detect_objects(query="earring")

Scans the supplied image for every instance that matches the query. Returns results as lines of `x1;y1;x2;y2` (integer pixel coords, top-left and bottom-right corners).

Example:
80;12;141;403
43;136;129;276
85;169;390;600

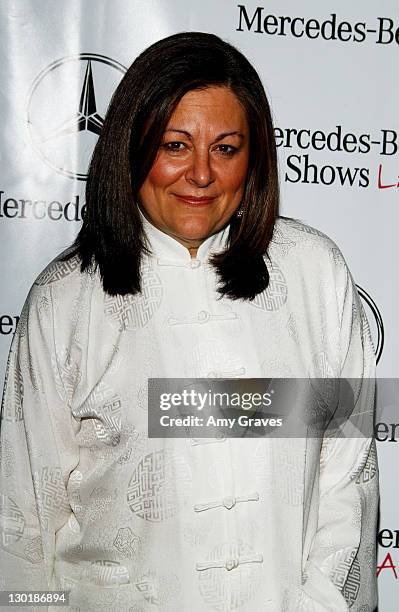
236;207;243;218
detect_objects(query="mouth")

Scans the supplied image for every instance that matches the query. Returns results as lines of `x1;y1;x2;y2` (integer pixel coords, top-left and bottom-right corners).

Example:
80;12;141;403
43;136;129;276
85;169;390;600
173;194;218;206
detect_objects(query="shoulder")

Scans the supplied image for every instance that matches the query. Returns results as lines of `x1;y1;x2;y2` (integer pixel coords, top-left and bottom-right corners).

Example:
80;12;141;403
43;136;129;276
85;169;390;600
272;216;340;252
270;216;348;271
33;247;86;289
18;248;97;333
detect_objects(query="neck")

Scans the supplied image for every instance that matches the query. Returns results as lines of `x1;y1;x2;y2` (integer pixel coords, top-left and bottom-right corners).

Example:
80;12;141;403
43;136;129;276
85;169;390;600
188;246;198;259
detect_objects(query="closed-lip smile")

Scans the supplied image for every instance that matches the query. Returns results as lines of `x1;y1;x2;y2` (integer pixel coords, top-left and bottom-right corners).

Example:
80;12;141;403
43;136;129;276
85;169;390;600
173;194;218;204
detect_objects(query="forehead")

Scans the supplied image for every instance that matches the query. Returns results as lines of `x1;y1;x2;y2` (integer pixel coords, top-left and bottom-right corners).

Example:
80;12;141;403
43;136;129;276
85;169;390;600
167;86;248;131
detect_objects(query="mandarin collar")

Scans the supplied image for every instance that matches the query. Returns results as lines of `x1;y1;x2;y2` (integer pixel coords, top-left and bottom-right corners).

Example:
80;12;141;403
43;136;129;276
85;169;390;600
138;207;230;263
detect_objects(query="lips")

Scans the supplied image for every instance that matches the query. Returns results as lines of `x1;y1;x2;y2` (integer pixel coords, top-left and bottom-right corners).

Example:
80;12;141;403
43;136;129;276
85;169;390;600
173;194;217;205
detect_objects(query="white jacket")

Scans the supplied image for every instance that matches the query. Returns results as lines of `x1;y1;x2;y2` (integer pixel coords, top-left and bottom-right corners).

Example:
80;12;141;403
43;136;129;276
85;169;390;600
0;215;379;611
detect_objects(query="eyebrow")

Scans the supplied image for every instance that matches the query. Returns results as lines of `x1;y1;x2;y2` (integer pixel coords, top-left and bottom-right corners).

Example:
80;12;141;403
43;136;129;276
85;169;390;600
164;129;245;142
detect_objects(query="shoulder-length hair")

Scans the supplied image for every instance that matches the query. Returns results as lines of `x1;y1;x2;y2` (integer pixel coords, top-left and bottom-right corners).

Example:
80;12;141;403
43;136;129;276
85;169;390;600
64;31;279;300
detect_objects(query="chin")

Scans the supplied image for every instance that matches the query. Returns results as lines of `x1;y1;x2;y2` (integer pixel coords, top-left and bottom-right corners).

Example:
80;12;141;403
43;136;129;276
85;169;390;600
174;218;214;241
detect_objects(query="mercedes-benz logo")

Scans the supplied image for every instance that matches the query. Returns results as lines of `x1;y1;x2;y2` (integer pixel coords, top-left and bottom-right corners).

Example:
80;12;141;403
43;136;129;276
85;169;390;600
27;53;126;180
357;284;384;364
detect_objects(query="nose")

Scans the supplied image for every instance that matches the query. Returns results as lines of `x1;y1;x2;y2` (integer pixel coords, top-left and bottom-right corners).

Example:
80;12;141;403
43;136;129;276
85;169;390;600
185;150;215;188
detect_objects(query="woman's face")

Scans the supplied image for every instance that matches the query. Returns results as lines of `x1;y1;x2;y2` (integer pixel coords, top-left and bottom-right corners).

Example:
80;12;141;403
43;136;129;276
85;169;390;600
138;86;250;256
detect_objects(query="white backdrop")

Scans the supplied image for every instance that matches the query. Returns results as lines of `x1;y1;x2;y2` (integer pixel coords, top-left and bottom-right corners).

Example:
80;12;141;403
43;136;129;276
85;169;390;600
1;1;398;609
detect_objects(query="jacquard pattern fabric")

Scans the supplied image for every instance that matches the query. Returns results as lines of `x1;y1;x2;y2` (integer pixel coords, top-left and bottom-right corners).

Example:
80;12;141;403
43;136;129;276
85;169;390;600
0;216;379;611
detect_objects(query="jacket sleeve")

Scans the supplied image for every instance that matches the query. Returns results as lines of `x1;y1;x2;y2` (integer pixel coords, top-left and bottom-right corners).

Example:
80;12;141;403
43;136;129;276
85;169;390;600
0;282;79;603
300;265;379;611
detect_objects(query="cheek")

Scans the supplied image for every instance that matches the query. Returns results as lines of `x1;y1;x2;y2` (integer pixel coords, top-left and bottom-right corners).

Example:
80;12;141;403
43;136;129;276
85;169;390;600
145;157;183;188
222;158;249;192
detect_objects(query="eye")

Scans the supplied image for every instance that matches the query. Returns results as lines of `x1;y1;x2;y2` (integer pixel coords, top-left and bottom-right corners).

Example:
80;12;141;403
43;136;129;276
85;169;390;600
162;141;187;154
215;144;238;156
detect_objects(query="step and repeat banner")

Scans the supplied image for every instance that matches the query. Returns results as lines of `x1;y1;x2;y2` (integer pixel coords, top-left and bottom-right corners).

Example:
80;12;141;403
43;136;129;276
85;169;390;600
0;1;398;609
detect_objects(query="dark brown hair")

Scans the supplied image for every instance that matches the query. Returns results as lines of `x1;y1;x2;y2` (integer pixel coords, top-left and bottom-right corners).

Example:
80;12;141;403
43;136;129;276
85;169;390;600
64;31;280;299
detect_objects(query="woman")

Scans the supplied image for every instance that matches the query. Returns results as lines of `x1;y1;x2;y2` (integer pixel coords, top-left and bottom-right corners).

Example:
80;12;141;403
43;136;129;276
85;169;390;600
0;32;378;611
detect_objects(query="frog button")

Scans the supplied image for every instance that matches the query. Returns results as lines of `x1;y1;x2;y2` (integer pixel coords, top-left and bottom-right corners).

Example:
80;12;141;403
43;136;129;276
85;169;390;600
225;558;238;571
223;496;236;510
197;310;210;322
